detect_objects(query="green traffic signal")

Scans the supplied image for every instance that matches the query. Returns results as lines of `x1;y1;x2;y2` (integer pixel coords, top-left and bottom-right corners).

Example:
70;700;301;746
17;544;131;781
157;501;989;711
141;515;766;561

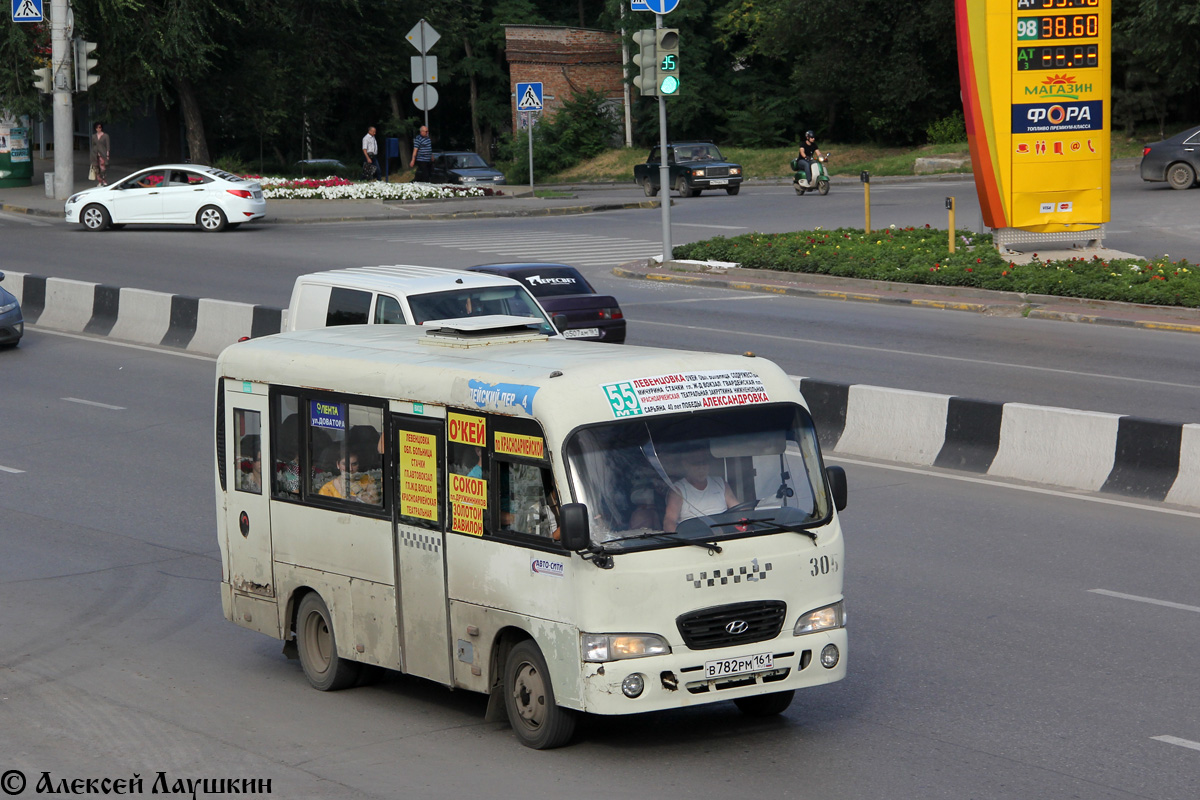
655;28;680;97
660;75;679;95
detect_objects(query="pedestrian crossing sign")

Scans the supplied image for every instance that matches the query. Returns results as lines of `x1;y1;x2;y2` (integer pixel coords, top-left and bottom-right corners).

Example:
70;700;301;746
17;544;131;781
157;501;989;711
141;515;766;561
516;82;543;111
12;0;43;22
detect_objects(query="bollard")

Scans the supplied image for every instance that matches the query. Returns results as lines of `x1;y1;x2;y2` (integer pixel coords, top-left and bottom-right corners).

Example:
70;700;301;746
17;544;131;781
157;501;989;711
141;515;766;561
861;171;871;234
45;171;55;198
946;196;956;254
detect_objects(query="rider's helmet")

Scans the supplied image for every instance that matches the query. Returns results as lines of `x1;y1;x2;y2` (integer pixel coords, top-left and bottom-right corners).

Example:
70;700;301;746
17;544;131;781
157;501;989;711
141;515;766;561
805;130;815;139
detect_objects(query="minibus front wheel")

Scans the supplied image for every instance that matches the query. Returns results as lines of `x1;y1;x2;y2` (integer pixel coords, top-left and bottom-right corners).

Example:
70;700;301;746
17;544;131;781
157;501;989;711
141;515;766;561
503;640;577;749
296;592;361;691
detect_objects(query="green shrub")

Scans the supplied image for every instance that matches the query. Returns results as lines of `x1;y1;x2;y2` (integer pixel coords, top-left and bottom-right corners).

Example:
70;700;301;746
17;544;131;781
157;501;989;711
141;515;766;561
497;89;618;181
673;226;1200;308
926;112;967;145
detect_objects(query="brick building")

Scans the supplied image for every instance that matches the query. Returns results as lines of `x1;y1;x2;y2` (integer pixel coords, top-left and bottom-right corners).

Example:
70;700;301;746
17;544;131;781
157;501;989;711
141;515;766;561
503;25;626;136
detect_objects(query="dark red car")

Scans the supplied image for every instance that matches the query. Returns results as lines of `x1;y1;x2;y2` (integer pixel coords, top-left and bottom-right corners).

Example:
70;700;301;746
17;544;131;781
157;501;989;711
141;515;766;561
466;263;626;343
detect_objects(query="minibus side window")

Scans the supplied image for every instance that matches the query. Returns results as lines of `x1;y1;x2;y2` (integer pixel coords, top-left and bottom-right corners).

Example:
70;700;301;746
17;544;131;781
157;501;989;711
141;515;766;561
489;420;560;545
447;411;489;538
307;398;384;507
375;295;406;325
271;393;301;499
233;409;262;495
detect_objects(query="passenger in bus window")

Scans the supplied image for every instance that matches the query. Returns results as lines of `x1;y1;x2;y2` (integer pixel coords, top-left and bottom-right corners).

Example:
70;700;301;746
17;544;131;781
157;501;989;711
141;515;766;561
501;464;560;540
318;447;380;504
273;422;300;497
663;446;739;532
238;434;262;493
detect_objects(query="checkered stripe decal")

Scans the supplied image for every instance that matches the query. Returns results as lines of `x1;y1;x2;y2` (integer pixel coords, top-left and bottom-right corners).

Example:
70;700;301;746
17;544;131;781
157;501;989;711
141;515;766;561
686;560;772;588
400;529;441;553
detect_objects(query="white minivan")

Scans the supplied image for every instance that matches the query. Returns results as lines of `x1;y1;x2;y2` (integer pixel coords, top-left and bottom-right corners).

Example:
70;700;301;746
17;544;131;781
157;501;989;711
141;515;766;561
285;265;560;336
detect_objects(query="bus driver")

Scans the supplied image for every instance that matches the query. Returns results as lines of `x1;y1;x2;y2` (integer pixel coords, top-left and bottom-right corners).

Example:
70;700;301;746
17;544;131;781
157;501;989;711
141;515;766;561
662;446;739;532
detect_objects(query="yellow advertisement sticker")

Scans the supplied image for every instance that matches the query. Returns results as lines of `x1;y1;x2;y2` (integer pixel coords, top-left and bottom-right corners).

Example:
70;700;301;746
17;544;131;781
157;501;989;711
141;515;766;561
452;502;484;537
494;432;545;459
448;412;486;446
449;473;487;508
399;430;438;522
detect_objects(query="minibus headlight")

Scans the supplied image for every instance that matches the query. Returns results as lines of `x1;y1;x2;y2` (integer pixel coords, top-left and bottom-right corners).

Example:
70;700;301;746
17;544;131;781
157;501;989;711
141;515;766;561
582;633;671;662
793;601;845;635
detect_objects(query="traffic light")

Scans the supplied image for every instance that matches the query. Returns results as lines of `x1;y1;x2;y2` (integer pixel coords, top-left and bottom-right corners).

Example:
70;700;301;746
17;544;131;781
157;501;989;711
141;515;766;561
31;67;52;94
655;29;680;96
74;38;99;91
631;29;658;97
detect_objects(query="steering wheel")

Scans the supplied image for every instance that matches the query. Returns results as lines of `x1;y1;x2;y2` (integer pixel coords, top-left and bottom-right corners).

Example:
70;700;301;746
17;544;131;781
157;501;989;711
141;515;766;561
726;498;760;514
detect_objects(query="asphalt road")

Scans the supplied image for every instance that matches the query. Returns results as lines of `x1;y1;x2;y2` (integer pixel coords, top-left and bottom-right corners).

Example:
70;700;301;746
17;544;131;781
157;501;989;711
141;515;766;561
2;331;1198;799
5;173;1200;421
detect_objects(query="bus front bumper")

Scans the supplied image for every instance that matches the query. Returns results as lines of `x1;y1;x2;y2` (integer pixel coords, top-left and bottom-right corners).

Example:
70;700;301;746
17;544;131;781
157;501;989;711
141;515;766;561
578;628;847;715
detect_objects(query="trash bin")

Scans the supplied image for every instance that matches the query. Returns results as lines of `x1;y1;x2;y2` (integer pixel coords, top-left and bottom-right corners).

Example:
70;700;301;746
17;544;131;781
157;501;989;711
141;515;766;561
384;137;400;181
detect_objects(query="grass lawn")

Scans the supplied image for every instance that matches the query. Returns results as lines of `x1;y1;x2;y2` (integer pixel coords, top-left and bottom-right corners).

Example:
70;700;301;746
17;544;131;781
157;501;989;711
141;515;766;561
523;123;1195;184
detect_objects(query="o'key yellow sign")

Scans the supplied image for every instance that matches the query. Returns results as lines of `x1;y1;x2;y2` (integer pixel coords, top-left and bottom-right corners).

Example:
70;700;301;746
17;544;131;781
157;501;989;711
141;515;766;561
956;0;1110;233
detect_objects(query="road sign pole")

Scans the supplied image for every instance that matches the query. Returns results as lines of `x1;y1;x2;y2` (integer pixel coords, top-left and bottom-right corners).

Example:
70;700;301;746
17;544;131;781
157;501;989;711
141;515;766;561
527;112;534;193
656;13;671;263
419;24;428;130
51;0;72;199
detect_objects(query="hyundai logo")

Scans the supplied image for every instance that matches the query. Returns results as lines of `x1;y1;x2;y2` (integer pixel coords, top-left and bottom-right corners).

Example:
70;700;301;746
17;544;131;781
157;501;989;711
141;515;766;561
725;620;750;635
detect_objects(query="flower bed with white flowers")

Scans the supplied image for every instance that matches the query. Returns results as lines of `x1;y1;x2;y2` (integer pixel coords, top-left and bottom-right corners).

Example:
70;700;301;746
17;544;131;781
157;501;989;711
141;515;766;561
247;176;500;201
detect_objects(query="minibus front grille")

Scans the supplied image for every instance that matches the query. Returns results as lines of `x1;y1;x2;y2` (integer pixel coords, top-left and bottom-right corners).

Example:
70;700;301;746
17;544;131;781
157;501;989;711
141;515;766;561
676;600;786;650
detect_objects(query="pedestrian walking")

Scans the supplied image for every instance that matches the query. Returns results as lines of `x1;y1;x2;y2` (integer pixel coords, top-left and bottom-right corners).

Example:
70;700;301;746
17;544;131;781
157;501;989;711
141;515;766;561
90;122;111;186
362;126;379;180
410;125;432;182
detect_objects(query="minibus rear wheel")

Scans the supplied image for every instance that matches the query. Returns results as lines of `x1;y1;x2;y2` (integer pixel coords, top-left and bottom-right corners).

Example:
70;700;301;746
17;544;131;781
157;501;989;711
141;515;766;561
734;689;795;717
296;593;361;691
503;640;577;749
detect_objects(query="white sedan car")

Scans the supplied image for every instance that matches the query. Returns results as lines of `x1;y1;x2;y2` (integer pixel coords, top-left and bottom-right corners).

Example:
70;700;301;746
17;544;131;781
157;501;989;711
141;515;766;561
65;165;266;232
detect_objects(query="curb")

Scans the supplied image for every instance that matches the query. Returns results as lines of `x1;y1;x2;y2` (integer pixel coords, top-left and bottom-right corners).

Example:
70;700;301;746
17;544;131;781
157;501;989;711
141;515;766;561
1;203;60;220
613;266;1014;316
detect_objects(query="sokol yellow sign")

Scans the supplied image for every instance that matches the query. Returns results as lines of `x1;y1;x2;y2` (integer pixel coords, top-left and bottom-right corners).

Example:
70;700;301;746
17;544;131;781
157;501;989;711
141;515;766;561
956;0;1110;232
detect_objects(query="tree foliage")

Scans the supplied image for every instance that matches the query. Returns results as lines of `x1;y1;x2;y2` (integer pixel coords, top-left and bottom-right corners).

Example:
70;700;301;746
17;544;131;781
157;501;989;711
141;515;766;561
2;0;1195;164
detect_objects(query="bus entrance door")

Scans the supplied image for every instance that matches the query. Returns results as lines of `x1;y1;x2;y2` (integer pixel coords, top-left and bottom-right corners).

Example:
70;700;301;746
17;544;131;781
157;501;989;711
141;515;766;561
392;413;453;684
223;385;278;637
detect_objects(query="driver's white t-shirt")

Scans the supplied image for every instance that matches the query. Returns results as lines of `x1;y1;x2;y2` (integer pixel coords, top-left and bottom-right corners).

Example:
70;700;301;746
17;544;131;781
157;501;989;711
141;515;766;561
672;476;728;520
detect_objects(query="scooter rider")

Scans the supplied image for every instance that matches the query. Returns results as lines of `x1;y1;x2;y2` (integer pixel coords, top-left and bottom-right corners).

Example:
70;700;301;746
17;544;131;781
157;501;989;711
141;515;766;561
796;131;823;186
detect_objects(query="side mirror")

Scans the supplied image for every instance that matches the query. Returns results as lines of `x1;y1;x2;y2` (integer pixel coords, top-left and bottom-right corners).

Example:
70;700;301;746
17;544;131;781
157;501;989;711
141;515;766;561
559;503;591;552
552;313;569;333
826;465;848;511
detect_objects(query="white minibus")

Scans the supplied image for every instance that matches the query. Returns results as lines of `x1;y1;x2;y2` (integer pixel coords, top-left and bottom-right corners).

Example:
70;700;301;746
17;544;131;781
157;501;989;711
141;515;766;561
215;319;848;748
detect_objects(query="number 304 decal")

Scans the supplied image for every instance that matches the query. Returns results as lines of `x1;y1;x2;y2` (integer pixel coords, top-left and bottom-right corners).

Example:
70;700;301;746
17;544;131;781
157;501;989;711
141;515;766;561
810;555;839;576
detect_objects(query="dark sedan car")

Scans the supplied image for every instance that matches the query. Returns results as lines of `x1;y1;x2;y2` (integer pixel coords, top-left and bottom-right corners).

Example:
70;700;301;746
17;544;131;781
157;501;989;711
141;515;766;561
430;151;507;186
466;263;625;343
0;271;24;347
1140;124;1200;190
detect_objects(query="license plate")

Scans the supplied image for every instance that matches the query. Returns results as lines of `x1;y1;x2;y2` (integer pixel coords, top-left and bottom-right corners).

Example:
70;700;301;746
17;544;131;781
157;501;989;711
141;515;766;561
704;652;773;679
562;327;599;339
708;179;729;186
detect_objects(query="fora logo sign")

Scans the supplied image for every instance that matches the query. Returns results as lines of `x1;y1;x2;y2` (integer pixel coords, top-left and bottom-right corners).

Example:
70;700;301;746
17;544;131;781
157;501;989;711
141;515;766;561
1012;101;1102;133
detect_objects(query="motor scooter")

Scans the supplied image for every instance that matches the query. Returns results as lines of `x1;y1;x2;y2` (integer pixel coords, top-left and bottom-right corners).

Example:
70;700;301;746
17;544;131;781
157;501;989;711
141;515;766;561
791;153;831;195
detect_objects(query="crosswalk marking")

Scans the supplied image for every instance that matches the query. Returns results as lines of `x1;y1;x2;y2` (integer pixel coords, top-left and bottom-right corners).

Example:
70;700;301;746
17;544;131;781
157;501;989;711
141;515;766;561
345;229;661;267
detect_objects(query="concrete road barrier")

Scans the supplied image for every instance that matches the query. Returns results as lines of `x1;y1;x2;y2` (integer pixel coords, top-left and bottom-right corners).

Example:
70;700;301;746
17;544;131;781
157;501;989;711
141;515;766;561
7;270;1197;510
796;377;1199;509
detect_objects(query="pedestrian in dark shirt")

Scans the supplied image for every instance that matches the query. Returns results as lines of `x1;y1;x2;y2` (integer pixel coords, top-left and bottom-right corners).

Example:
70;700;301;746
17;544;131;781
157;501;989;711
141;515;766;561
410;125;432;182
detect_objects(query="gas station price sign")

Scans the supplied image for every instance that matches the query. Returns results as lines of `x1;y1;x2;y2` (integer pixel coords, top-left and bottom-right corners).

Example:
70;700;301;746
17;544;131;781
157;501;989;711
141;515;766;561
955;0;1110;232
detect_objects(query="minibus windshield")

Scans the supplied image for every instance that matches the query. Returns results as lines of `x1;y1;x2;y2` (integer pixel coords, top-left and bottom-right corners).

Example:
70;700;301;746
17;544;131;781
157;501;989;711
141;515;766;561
564;404;830;548
408;286;555;335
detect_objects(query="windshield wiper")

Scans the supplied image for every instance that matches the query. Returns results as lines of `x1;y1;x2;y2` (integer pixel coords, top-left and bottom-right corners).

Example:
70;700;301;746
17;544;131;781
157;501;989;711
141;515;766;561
709;516;818;544
617;530;723;554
